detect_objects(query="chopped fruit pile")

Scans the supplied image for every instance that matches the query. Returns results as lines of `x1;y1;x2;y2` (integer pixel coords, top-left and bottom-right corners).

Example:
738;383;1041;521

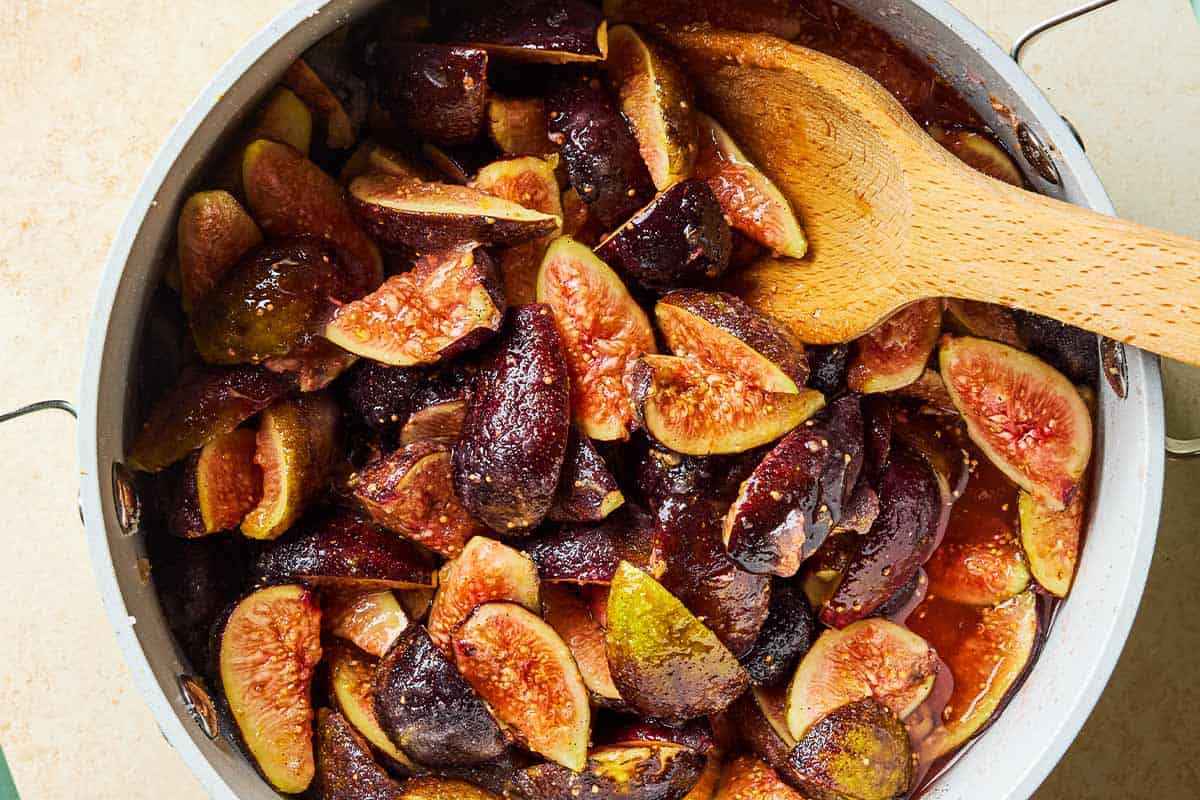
132;2;1101;798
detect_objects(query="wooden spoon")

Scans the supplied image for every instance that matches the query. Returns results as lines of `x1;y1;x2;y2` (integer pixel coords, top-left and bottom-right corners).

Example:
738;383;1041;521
663;28;1200;362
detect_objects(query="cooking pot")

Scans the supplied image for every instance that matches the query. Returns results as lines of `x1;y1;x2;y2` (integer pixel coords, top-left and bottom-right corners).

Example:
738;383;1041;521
70;1;1167;798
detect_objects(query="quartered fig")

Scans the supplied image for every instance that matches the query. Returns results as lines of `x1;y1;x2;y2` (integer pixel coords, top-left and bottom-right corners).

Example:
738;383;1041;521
693;112;807;258
326;645;420;773
542;583;621;703
284;58;358;150
728;686;807;790
352;440;488;558
127;365;295;473
454;602;591;770
488;96;554;156
240;393;339;540
940;335;1092;509
596;179;733;293
427;536;541;651
606;561;749;719
537;236;656;440
325;245;504;367
322;588;410;658
511;743;706;800
847;300;942;394
401;399;469;445
723;395;864;577
657;290;808;393
314;707;406;800
738;579;817;688
943;299;1023;348
604;24;698;190
1019;487;1084;598
1012;312;1099;386
632;355;825;456
176;190;263;311
522;504;656;584
263;338;357;393
787;698;913;800
894;369;957;413
216;584;322;794
398;777;502;799
602;0;805;39
169;427;261;538
716;753;808;800
929;125;1024;187
442;0;608;64
375;625;507;767
209;87;314;196
452;305;571;532
806;344;851;398
550;432;625;522
374;43;488;146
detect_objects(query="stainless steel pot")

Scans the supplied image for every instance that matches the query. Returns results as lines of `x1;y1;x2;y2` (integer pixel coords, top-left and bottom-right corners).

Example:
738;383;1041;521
70;1;1168;797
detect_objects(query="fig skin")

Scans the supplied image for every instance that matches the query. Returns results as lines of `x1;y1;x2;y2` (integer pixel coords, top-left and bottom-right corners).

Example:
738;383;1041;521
738;579;817;688
401;399;469;446
343;361;430;431
510;743;706;800
326;645;422;774
488;96;554;156
398;776;503;799
452;305;572;532
1012;311;1099;386
127;365;295;473
322;588;409;658
176;190;263;311
339;140;433;185
541;583;621;703
522;503;657;584
374;625;507;767
596;179;734;293
602;0;805;39
806;344;851;398
636;446;765;512
1019;486;1084;598
944;299;1024;348
169;427;262;538
440;0;609;64
313;707;406;800
787;698;914;800
283;58;358;150
549;431;626;522
716;753;808;800
847;299;943;394
208;87;314;197
374;43;488;147
727;687;810;792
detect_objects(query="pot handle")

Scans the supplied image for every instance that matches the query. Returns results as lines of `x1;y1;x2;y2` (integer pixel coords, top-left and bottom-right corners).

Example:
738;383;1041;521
0;400;77;423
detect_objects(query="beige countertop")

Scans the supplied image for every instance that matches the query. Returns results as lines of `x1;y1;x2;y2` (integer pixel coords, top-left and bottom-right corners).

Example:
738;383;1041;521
1;1;1197;797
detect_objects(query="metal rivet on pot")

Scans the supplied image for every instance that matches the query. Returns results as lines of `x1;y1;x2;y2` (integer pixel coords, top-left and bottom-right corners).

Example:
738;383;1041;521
111;462;141;536
178;674;220;740
1017;122;1061;185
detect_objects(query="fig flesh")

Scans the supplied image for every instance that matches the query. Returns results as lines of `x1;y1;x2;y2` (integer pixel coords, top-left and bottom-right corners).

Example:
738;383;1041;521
738;579;817;688
596;179;733;293
1019;487;1085;598
522;504;657;584
940;335;1092;509
716;753;808;800
454;602;591;770
401;399;469;446
322;588;409;658
263;338;357;392
541;583;621;702
549;432;625;522
176;190;263;311
787;698;913;800
488;96;554;156
536;235;656;441
452;305;571;532
326;645;420;773
511;743;706;800
398;777;502;799
374;43;488;147
442;0;608;64
847;299;943;394
314;707;406;800
169;427;262;538
427;536;541;652
602;0;805;39
216;584;322;794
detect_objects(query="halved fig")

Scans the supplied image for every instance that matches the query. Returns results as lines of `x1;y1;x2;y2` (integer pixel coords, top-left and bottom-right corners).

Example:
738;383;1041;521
314;707;406;800
550;432;625;522
941;335;1093;509
240;393;339;540
657;290;808;392
127;366;295;473
263;338;358;392
739;579;817;688
546;70;655;228
596;179;733;293
374;43;488;146
606;560;749;719
454;602;590;770
488;96;554;156
283;58;357;150
427;535;541;651
322;588;409;657
324;245;504;366
785;618;938;741
716;753;807;800
604;24;697;190
398;777;502;799
602;0;805;39
351;440;488;558
242;139;383;296
944;299;1024;348
216;584;322;794
375;625;507;766
787;698;913;800
339;140;432;185
522;504;657;584
806;344;851;398
401;399;469;445
847;299;943;394
692;111;807;259
348;173;559;252
1020;487;1084;598
511;743;706;799
723;395;864;577
442;0;608;64
176;190;263;311
536;236;656;440
169;427;261;538
929;125;1024;187
908;591;1040;758
327;645;421;773
542;583;621;702
452;305;571;532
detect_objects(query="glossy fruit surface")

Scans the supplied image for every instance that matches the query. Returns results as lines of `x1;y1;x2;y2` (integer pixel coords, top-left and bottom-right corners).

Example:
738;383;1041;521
541;583;621;702
1019;486;1084;597
715;753;807;800
488;96;554;156
847;300;942;394
326;645;418;772
177;190;263;311
374;43;488;146
441;0;608;63
427;536;541;651
511;743;706;800
313;707;406;800
169;427;261;537
549;432;625;521
738;579;816;688
322;588;409;658
787;698;913;800
522;504;657;584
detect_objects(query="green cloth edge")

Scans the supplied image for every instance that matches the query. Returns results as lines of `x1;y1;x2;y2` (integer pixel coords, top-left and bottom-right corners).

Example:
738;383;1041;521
0;746;19;800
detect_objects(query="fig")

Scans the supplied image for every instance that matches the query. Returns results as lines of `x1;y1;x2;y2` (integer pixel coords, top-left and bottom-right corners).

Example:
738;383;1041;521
263;338;358;392
374;43;488;147
242;139;383;297
847;300;942;394
1012;311;1099;385
343;361;429;431
401;399;469;445
398;777;502;799
257;510;436;589
550;432;625;522
894;369;957;413
374;625;507;766
283;58;357;150
215;584;322;794
890;409;970;507
522;504;657;584
511;746;705;799
442;0;608;64
806;344;851;398
693;112;807;258
602;0;805;39
421;141;500;186
604;24;698;190
785;618;938;742
727;687;808;789
176;190;263;311
488;96;554;156
632;355;825;456
738;579;817;688
542;583;621;702
929;125;1024;187
561;186;605;246
940;335;1093;509
546;70;655;228
716;753;807;800
313;707;406;800
834;478;881;536
943;299;1024;348
127;365;295;473
322;588;409;658
209;87;314;196
324;245;504;367
595;179;733;293
351;441;488;558
787;698;913;800
240;393;340;540
169;427;261;538
452;305;571;532
685;752;724;800
1019;487;1084;598
427;535;541;651
656;290;808;393
860;395;894;481
908;591;1039;758
454;602;591;770
326;645;420;773
339;140;433;185
605;561;749;719
536;236;656;440
722;395;864;577
636;446;764;511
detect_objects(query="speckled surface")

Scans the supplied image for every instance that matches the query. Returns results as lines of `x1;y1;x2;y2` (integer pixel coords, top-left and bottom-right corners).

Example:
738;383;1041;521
0;1;1196;798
